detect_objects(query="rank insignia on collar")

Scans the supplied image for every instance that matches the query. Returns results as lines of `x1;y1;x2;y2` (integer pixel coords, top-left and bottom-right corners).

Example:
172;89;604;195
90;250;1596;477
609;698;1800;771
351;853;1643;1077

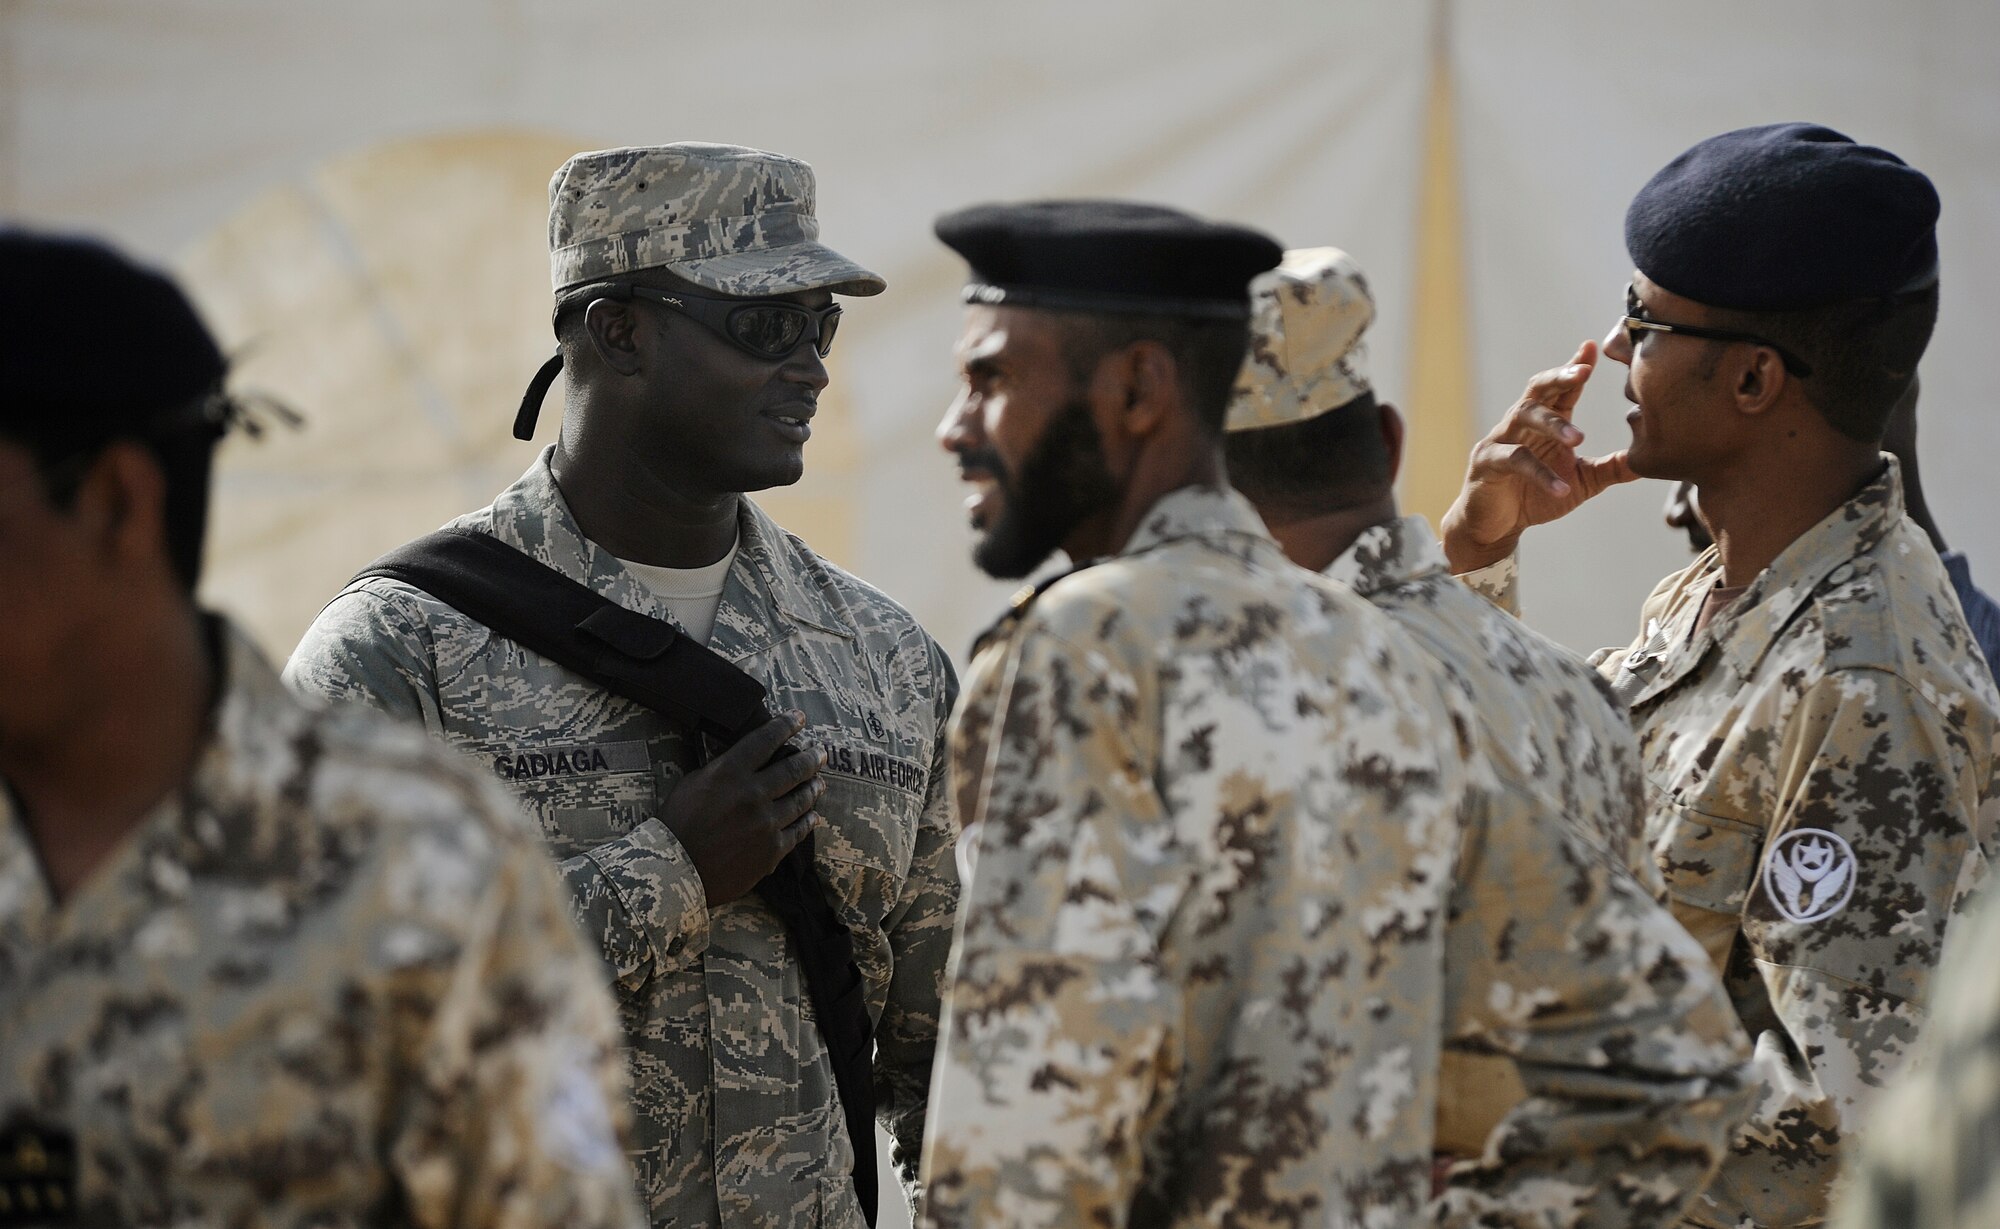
0;1118;78;1226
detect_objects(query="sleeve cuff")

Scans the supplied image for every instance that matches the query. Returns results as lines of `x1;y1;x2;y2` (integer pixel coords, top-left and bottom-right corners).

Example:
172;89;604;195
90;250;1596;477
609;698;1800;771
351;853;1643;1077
1454;552;1521;616
582;817;711;972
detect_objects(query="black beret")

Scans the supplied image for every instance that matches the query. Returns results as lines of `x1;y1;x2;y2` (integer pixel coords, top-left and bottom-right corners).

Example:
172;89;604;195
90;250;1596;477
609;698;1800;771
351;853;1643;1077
0;228;226;450
1626;123;1940;311
935;200;1283;319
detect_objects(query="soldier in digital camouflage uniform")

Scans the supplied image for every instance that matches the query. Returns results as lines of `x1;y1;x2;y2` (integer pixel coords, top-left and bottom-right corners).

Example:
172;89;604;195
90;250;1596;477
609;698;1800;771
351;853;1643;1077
1832;877;2000;1229
924;200;1480;1228
1440;124;2000;1228
285;144;957;1229
1224;247;1754;1226
0;229;644;1228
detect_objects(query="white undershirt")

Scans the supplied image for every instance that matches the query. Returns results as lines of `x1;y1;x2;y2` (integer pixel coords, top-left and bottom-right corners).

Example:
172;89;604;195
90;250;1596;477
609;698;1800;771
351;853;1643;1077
616;538;739;646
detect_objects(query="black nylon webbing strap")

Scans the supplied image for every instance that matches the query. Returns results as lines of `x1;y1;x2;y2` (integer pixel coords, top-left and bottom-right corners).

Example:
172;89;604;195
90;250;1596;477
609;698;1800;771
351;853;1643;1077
353;527;878;1223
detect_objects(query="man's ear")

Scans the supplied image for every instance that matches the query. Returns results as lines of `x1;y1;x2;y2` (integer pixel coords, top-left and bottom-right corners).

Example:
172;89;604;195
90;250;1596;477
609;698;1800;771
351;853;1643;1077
74;442;169;575
583;297;645;377
1379;402;1406;485
1734;347;1788;417
1100;339;1178;438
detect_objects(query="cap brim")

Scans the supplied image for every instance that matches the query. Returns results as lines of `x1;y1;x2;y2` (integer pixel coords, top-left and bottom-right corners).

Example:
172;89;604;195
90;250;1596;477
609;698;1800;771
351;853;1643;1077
668;240;886;297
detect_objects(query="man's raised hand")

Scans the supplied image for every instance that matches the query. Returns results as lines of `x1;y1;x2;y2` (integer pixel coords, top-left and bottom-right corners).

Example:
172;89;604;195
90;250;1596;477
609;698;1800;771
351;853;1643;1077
1441;340;1638;573
661;710;826;907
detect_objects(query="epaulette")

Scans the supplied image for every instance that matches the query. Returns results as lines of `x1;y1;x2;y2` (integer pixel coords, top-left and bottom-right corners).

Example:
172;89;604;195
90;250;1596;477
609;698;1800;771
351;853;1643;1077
967;559;1097;658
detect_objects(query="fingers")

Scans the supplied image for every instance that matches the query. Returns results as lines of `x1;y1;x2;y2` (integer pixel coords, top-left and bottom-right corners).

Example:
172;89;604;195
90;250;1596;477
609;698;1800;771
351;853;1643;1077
1578;449;1639;493
771;774;827;823
1515;402;1584;448
757;742;826;796
1502;443;1570;497
720;710;807;770
776;805;823;857
1515;340;1599;421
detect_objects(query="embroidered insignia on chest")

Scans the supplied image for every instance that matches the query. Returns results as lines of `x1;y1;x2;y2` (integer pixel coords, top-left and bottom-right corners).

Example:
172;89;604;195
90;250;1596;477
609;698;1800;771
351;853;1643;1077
1764;828;1858;924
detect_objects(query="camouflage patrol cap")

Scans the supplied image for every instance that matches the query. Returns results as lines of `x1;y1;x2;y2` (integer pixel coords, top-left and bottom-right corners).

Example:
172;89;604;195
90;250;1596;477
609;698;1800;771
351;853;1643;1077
1226;247;1374;433
546;143;885;297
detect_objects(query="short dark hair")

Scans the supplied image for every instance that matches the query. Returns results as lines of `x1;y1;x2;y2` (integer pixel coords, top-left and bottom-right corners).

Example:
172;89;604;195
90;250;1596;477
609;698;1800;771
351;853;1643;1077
3;412;218;593
1706;283;1939;442
1224;392;1391;515
1057;313;1252;435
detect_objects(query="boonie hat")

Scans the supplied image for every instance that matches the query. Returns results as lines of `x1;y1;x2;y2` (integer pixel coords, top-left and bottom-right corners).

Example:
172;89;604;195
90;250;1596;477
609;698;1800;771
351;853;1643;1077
1226;247;1374;432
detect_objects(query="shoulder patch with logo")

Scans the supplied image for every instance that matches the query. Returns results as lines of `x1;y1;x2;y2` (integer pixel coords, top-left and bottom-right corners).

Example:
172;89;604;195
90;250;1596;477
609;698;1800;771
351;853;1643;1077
1764;828;1858;924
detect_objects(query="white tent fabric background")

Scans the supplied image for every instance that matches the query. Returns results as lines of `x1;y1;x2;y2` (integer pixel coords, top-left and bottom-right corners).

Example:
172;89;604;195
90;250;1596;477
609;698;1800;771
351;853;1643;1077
9;1;1994;660
1454;0;2000;650
6;4;2000;1220
1;1;1434;666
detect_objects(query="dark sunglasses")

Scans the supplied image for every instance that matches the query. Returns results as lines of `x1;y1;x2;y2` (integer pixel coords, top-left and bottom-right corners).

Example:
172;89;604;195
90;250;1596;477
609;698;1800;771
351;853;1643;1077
618;284;842;361
1622;286;1813;378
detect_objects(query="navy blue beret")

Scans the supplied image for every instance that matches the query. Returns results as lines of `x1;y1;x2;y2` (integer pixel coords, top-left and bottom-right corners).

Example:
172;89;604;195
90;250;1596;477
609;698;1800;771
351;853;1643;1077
0;228;225;450
1626;123;1940;311
935;200;1283;319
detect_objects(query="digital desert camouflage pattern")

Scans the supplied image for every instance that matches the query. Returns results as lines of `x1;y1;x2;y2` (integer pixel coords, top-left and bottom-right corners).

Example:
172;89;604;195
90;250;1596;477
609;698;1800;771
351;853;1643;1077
546;143;887;297
0;619;644;1229
1833;876;2000;1229
1462;458;2000;1229
1331;514;1752;1224
923;485;1476;1229
285;449;958;1229
1225;246;1375;432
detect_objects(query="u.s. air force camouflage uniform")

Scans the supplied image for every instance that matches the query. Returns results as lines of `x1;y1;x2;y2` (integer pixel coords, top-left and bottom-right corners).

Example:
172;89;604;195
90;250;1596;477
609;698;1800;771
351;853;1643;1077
1333;515;1753;1226
1463;459;2000;1228
285;450;957;1228
0;620;643;1229
1833;875;2000;1229
924;485;1475;1228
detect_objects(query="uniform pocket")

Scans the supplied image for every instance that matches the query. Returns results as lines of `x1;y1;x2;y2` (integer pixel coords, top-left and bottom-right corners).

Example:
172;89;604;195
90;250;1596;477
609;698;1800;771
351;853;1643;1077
816;773;920;880
1651;799;1764;973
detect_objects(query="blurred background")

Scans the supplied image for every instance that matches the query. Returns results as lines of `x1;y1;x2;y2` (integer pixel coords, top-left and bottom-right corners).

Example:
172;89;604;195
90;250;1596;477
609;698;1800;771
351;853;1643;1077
7;2;1996;1221
7;0;1997;666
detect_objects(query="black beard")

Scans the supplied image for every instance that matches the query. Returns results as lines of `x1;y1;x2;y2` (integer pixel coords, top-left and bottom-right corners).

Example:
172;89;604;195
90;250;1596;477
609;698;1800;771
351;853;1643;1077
971;398;1119;580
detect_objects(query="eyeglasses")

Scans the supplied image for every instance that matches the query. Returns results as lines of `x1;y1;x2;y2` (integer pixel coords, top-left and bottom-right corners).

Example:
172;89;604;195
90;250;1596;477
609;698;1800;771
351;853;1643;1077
617;284;842;361
1621;286;1813;378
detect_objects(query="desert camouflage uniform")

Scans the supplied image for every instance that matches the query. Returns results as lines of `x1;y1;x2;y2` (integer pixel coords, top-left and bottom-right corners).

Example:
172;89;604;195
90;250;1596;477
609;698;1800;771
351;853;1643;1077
924;485;1477;1228
1462;459;2000;1228
1335;514;1752;1226
1833;875;2000;1229
285;449;957;1229
0;619;643;1229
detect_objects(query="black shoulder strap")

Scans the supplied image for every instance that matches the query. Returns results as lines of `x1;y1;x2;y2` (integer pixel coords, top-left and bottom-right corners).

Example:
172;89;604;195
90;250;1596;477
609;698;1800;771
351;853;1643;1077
360;528;770;742
353;528;878;1224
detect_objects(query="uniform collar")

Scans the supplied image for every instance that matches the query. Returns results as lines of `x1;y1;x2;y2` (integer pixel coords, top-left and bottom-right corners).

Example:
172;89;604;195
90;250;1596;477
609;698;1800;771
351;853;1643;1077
1625;456;1904;706
1711;455;1903;683
485;448;857;664
1116;483;1283;563
1323;514;1448;597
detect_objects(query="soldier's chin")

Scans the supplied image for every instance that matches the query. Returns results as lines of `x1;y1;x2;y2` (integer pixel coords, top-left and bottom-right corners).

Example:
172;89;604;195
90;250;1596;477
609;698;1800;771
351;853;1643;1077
972;509;1064;580
1622;440;1676;482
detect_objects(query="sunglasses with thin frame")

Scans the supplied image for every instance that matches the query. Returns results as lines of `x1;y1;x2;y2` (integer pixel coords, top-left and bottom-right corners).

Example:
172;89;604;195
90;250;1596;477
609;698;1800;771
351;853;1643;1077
591;283;842;361
1621;285;1813;378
